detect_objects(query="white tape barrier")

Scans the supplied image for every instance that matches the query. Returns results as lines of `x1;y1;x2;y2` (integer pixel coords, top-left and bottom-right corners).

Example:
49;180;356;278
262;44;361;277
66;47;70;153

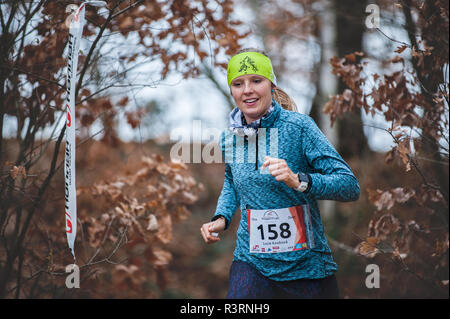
64;1;106;261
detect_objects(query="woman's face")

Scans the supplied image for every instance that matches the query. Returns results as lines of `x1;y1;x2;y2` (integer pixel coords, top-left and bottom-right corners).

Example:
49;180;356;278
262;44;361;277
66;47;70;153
230;74;273;124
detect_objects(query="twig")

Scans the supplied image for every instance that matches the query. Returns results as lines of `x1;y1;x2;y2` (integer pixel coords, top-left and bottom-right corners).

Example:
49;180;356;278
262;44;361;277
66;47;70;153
375;27;411;48
327;236;357;255
110;0;144;20
74;0;123;99
0;66;65;89
86;217;116;264
5;224;129;295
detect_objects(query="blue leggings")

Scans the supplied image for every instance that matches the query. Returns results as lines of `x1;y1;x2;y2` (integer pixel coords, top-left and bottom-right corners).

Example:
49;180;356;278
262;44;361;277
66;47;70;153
226;260;339;299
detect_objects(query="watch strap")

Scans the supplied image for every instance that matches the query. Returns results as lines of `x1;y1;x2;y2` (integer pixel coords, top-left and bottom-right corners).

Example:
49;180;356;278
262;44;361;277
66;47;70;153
296;172;312;193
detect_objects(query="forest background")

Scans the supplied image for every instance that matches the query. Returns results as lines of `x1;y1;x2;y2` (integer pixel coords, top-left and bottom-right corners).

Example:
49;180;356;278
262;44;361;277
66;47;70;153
0;0;448;298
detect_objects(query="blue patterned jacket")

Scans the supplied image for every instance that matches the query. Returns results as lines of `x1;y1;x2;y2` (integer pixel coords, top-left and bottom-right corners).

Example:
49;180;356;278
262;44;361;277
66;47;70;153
212;100;360;281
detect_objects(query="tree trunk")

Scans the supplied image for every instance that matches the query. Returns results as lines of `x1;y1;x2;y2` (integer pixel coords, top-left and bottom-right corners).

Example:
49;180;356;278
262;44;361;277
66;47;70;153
333;0;372;159
311;0;340;219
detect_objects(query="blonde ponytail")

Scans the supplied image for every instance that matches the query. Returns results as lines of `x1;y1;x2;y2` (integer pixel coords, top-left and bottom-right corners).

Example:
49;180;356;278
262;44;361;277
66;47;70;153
272;86;297;112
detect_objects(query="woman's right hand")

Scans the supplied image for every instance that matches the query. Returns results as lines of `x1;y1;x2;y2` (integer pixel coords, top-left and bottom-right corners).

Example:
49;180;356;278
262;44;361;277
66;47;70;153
200;216;226;244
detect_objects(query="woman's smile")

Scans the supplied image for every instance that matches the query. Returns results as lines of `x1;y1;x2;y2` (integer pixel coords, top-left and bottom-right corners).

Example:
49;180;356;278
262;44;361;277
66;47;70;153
243;97;259;107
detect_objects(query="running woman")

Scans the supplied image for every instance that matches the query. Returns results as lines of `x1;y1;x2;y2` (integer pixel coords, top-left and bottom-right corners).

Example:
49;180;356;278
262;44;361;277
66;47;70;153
200;48;360;299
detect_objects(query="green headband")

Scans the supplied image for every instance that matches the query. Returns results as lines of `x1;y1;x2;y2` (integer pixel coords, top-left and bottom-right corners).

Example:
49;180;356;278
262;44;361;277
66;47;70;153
227;51;277;87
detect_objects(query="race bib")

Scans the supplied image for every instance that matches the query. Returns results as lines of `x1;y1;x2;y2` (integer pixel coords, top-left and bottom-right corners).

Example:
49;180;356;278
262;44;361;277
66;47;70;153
247;205;314;254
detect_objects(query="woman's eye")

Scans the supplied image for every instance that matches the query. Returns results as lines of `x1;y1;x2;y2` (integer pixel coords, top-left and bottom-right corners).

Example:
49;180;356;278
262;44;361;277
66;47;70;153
232;82;241;87
253;79;261;83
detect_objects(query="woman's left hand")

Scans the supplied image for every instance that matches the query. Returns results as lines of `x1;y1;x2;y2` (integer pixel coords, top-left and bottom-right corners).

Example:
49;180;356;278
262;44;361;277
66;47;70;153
261;156;300;189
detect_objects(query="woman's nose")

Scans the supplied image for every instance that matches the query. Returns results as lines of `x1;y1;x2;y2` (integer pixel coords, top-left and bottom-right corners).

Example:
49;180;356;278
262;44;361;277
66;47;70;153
243;82;253;94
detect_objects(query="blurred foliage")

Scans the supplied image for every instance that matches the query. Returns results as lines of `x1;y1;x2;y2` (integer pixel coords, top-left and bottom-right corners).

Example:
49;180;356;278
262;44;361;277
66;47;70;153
0;0;247;298
0;0;448;299
324;0;449;298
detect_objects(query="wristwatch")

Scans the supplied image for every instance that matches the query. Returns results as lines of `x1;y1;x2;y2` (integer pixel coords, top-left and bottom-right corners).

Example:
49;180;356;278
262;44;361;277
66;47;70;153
295;172;311;193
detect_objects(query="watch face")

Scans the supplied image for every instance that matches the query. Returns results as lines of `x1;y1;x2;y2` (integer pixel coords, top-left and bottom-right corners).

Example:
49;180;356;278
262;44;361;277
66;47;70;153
299;182;308;191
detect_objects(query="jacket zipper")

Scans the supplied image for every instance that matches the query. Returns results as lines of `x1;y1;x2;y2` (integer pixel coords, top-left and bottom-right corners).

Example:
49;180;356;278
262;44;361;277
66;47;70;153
255;120;261;170
255;132;258;170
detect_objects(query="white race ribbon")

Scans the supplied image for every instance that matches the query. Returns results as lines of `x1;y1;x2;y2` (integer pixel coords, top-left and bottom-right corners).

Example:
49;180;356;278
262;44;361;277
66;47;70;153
64;1;106;261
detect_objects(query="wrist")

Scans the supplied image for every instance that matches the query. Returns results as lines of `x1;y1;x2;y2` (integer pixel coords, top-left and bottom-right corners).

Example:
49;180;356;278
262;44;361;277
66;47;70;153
293;174;301;189
211;214;228;229
295;172;311;193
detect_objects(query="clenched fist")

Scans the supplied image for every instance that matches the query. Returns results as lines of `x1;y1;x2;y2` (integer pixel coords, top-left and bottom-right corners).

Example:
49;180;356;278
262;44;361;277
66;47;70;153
200;216;226;244
261;156;300;189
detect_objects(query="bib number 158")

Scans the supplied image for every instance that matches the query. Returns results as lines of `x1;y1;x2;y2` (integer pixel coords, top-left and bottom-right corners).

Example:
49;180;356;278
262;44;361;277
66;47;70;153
256;223;291;240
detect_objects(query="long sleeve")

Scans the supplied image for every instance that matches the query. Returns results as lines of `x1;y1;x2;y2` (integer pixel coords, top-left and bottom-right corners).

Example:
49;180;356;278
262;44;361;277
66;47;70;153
212;163;240;229
212;131;239;229
301;116;360;202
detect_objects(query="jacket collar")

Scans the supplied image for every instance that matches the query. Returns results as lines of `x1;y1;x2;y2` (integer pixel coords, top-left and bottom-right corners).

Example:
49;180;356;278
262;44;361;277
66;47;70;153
228;99;281;137
260;99;281;128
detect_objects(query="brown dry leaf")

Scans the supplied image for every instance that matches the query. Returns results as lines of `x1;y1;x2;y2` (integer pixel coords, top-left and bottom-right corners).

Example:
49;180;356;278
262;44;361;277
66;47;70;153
368;188;415;212
112;264;142;288
87;218;107;248
174;205;191;221
387;55;404;64
385;147;396;164
114;264;138;274
357;237;381;258
129;197;145;216
10;166;20;180
395;44;408;54
156;214;172;244
168;159;187;170
125;111;142;129
376;190;394;211
145;199;159;211
374;214;402;239
342;89;353;102
432;238;449;257
119;16;133;30
181;190;198;204
391;187;415;203
397;139;411;166
147;214;158;231
428;189;446;204
117;96;129;107
147;185;157;194
110;181;125;189
405;162;411;172
411;45;421;58
135;167;150;180
366;237;381;246
392;247;407;260
344;51;364;62
367;188;382;202
10;165;26;180
100;213;110;223
152;248;172;266
156;163;170;175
